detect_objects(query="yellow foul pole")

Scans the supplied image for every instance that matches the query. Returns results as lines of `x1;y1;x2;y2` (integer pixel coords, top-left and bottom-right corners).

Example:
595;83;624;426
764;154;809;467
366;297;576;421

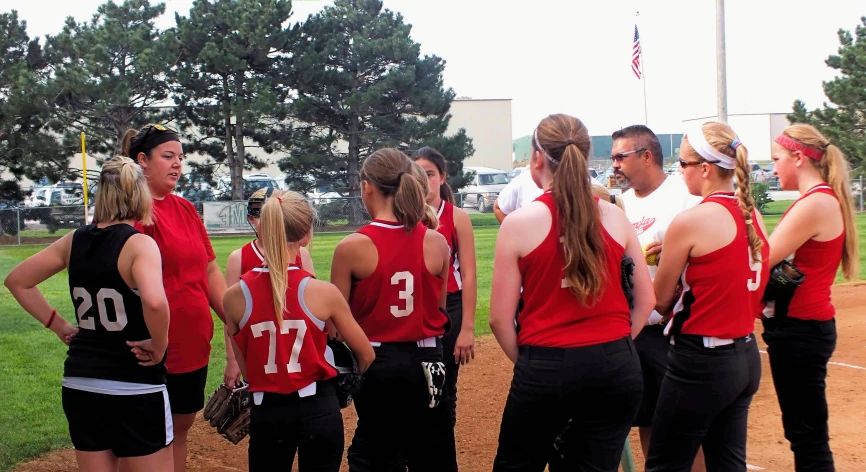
81;133;89;223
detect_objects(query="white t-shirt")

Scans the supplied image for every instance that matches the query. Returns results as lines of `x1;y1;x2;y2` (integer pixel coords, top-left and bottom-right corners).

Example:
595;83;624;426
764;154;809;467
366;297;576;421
496;168;544;215
619;175;701;323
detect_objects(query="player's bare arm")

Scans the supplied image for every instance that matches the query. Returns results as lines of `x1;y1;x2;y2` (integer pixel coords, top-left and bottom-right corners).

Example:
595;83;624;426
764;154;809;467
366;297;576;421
653;212;696;314
126;234;170;366
4;232;78;344
453;207;477;364
767;194;835;267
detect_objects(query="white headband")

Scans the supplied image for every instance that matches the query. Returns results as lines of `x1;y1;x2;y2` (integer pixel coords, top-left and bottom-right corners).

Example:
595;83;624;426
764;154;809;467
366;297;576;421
533;128;558;165
687;123;736;170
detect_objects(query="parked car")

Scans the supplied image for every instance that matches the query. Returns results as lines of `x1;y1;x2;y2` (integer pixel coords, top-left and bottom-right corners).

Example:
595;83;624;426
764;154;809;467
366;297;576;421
508;167;527;181
461;166;509;213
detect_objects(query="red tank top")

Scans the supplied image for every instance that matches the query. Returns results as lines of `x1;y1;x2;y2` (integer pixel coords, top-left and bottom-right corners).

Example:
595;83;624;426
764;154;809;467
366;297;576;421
436;200;462;293
241;240;303;275
517;191;632;348
233;267;336;395
777;185;843;321
349;220;448;343
671;193;770;338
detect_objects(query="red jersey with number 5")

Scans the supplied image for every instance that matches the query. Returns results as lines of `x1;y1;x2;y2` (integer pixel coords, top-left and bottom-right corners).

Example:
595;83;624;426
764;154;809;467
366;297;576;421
241;240;303;275
233;266;336;394
436;200;462;293
349;220;448;343
669;193;770;338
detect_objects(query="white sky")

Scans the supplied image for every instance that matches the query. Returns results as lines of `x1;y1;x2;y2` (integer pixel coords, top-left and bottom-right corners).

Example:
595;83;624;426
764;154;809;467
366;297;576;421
4;0;863;138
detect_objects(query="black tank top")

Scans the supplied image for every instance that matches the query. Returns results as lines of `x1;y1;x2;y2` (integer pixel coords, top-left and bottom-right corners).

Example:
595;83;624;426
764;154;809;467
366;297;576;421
64;224;166;384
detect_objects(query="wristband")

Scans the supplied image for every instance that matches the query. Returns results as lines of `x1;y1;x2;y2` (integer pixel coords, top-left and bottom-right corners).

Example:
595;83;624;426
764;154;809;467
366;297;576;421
45;309;58;329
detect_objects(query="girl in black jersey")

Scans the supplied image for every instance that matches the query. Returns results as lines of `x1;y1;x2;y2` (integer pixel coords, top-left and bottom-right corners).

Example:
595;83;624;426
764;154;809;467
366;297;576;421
5;156;173;472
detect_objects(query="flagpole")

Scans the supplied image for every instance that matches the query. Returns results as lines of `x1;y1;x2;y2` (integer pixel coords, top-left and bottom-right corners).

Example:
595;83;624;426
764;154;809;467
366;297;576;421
715;0;728;123
637;11;648;126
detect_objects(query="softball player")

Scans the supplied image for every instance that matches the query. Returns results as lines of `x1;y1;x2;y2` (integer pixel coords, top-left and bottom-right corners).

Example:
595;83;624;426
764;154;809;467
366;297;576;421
222;190;374;472
5;157;172;471
762;124;859;471
222;187;315;386
413;146;477;427
489;113;654;472
330;148;457;472
647;121;769;472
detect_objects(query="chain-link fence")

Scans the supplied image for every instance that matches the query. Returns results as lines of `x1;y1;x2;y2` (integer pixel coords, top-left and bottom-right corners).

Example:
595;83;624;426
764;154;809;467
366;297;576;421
1;182;864;246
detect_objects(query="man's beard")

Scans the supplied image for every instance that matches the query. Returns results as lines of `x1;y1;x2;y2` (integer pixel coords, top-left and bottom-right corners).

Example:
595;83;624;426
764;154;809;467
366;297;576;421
614;170;632;189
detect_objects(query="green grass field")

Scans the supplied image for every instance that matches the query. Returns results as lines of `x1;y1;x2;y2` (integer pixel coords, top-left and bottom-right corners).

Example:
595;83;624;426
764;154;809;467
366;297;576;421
0;211;864;470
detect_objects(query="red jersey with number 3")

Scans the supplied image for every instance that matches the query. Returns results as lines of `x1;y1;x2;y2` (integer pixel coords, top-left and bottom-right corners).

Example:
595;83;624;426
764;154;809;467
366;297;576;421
349;220;448;343
436;200;462;293
517;191;632;348
233;267;336;394
670;193;770;338
241;240;303;275
776;185;843;321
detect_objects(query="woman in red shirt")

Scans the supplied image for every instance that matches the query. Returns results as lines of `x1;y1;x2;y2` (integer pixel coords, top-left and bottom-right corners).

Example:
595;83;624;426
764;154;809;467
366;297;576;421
122;124;228;472
489;114;654;471
648;121;770;471
330;148;457;472
762;124;859;471
223;190;373;471
412;146;477;427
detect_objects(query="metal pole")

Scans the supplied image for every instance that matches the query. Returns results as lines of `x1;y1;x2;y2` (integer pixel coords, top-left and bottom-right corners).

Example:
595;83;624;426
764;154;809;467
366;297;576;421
17;208;21;246
716;0;728;123
859;175;863;212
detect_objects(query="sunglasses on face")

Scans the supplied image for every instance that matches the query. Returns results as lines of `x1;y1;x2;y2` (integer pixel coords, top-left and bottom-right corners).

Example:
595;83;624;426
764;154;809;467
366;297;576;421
678;158;703;168
610;148;646;162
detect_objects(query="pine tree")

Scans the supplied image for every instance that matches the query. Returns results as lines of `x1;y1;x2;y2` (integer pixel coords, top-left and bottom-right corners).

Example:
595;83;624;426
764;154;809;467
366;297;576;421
280;0;474;218
790;16;866;173
172;0;294;200
45;0;175;160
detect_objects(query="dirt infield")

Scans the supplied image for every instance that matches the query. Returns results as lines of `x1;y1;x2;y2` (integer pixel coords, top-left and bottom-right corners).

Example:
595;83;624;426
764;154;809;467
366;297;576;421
15;283;866;472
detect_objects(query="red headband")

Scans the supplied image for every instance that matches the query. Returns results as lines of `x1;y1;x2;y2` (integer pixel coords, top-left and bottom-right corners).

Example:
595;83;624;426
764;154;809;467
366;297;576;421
775;135;824;161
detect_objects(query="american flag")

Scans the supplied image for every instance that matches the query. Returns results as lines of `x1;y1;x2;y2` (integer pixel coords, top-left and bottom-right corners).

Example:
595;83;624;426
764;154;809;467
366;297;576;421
632;25;642;79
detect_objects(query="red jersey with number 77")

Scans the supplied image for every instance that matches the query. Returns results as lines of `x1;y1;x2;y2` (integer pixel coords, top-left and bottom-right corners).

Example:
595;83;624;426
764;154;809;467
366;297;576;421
233;266;336;394
668;193;770;339
349;220;448;343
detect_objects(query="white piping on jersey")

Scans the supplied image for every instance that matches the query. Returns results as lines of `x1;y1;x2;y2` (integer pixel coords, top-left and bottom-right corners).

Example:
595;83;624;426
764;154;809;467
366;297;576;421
251;240;264;262
804;185;832;196
707;194;738;200
298;276;326;331
62;377;166;396
370;221;404;229
238;280;254;330
251;266;300;273
453;256;463;290
666;262;691;336
131;288;140;297
436;200;445;218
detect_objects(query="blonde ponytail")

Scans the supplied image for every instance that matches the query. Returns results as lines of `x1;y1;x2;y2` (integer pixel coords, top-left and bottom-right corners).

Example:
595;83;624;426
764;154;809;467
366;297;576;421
260;196;290;324
94;156;153;225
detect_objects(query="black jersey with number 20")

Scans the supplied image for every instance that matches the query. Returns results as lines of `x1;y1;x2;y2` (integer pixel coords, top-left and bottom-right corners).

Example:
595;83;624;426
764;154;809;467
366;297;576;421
64;224;166;385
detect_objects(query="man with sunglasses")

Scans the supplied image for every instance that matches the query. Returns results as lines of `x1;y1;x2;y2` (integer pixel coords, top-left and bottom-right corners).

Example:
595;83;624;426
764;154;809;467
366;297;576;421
612;125;704;472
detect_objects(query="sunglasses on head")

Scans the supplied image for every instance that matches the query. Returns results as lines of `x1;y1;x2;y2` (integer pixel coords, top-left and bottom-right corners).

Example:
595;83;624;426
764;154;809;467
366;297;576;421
138;123;178;142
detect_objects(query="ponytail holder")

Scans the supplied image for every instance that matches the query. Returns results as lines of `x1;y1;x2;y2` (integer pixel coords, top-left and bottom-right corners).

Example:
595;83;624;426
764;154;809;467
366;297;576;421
397;172;406;180
45;309;57;329
745;218;753;225
276;197;283;204
564;140;575;147
731;139;742;150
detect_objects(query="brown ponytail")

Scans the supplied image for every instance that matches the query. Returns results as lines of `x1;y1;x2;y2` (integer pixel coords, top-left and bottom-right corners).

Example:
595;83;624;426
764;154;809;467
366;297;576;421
781;124;859;279
411;146;456;205
361;148;438;231
534;114;606;303
258;190;315;324
121;129;139;158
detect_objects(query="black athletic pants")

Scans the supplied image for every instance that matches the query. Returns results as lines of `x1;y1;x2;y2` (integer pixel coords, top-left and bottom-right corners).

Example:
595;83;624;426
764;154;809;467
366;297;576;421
493;336;643;472
347;339;458;472
249;381;344;472
762;317;837;472
646;333;761;472
443;291;464;427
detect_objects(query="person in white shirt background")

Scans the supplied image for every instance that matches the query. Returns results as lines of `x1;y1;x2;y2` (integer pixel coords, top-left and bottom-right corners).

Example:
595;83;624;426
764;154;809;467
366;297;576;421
494;167;544;223
612;125;705;472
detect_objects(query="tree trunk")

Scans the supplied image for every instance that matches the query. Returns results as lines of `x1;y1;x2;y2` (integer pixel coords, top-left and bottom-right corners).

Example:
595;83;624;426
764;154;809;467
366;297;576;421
347;117;364;225
231;72;246;201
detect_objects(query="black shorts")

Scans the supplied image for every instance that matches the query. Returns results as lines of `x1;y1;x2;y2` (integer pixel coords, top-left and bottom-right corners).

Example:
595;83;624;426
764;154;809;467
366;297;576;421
62;386;173;457
165;365;208;415
633;324;670;427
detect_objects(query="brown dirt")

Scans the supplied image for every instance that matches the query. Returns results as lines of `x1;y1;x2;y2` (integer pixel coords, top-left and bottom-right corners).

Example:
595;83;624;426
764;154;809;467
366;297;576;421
15;283;866;472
